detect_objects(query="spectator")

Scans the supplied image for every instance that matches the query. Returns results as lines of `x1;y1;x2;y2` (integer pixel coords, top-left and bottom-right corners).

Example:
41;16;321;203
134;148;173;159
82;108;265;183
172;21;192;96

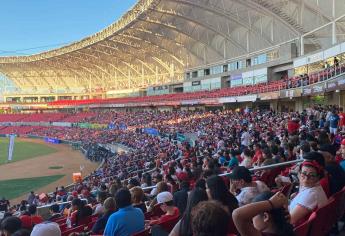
173;181;190;215
261;148;275;166
241;127;251;149
329;109;339;134
30;222;61;236
92;197;116;235
47;204;61;221
191;201;229;236
12;229;30;236
0;216;22;236
69;198;92;227
228;149;239;168
19;205;43;229
141;173;152;188
233;191;294;236
150;174;164;196
148;181;169;212
206;175;238;213
289;160;328;225
229;166;269;206
319;144;345;195
240;148;253;168
130;187;147;213
26;192;35;206
93;191;108;216
150;191;179;225
170;188;208;236
104;188;144;236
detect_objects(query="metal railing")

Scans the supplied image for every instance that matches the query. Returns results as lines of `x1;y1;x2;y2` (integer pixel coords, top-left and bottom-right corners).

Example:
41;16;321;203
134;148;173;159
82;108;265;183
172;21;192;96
142;159;303;191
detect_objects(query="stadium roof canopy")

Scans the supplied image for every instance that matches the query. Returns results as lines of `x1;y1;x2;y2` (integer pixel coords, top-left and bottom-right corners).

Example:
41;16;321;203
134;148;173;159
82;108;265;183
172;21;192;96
0;0;344;93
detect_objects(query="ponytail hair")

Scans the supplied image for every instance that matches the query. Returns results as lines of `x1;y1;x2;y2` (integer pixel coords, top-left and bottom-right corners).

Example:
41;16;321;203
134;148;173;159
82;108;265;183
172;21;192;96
252;192;295;236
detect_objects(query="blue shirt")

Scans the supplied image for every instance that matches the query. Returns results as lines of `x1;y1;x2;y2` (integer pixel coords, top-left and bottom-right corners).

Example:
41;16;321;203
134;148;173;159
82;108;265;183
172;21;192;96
104;206;144;236
228;156;239;168
218;156;226;165
329;114;340;128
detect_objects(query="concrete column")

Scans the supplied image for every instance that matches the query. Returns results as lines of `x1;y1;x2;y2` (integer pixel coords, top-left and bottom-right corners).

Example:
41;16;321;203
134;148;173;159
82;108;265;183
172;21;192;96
270;100;278;112
295;98;303;112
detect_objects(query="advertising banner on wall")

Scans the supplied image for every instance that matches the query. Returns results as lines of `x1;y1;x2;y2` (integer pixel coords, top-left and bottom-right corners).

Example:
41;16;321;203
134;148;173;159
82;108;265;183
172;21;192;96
90;124;108;129
52;122;72;127
199;99;220;105
259;92;279;100
303;83;325;96
181;100;199;105
236;95;257;102
44;137;61;144
279;88;302;98
325;74;345;92
336;75;345;89
218;97;236;103
326;80;338;92
78;123;92;128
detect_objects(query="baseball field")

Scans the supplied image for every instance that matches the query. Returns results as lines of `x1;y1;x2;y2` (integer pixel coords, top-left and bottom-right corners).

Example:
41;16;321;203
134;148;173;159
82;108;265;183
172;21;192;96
0;137;99;203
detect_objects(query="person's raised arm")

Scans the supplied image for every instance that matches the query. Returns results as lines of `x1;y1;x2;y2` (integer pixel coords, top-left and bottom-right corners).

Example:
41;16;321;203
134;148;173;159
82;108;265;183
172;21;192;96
232;192;287;236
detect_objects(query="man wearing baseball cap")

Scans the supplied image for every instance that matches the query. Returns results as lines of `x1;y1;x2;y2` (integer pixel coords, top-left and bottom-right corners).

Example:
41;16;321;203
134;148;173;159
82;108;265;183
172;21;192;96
150;191;179;225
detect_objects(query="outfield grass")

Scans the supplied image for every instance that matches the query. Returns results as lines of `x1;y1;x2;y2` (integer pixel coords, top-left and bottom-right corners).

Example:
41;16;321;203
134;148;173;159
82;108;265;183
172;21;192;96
0;175;64;199
0;138;57;165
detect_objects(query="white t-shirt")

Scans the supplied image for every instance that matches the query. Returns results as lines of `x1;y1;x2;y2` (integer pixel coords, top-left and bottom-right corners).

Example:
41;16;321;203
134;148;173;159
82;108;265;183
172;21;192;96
94;203;104;216
236;181;269;206
240;157;252;168
289;185;328;212
241;132;251;147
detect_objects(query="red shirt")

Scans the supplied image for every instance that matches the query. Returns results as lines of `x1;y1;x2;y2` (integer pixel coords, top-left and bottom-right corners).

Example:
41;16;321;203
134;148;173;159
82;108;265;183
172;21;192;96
158;207;179;223
20;215;43;229
339;113;345;127
252;149;263;164
287;120;299;134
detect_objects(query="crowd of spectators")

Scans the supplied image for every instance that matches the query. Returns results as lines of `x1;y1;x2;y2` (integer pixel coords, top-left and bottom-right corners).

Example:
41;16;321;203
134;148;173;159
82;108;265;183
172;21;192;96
1;105;345;235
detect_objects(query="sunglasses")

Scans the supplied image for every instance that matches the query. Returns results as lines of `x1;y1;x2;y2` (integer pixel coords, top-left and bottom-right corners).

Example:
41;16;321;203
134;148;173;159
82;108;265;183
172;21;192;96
300;171;318;179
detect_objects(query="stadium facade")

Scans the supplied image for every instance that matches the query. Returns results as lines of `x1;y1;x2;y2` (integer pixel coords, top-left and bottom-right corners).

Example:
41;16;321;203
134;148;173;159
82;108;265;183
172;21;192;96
0;0;345;111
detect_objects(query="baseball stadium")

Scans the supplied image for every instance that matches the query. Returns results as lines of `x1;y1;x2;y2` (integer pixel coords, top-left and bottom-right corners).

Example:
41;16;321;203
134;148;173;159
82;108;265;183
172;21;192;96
0;0;345;235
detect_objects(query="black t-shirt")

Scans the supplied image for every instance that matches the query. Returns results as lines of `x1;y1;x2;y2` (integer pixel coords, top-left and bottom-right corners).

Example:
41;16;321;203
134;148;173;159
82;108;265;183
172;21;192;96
133;203;147;213
326;162;345;195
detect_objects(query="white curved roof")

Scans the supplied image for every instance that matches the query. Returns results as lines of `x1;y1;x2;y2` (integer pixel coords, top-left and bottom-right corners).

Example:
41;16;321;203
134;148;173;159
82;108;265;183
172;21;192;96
0;0;344;92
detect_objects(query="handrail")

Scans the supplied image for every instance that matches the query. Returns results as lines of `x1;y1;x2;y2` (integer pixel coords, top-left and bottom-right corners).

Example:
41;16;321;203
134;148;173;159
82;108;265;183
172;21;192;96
220;159;302;176
141;159;303;191
37;198;87;210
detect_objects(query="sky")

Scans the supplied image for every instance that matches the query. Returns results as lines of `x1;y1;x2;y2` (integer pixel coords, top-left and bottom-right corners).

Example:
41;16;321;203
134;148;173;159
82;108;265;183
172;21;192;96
0;0;138;56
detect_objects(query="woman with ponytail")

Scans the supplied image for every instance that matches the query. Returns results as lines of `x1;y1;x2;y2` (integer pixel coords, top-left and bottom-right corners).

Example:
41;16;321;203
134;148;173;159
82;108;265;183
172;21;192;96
232;191;294;236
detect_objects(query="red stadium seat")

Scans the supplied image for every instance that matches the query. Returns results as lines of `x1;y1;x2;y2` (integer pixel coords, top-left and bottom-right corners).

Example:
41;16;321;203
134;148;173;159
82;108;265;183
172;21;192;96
294;212;316;236
62;225;85;236
331;186;345;222
156;215;180;232
308;198;337;236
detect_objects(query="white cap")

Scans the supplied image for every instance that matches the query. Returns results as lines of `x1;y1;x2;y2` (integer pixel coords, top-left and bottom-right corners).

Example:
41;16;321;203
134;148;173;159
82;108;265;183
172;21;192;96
30;222;61;236
157;191;173;204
